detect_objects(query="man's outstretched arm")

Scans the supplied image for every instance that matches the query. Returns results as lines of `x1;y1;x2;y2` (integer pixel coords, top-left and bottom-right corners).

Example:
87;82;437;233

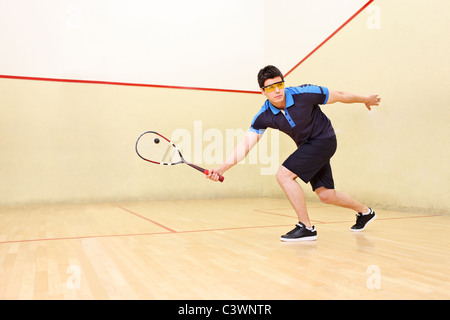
327;90;381;110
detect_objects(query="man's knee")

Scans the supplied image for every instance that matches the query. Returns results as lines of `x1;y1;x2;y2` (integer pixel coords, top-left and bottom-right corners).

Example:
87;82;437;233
316;187;336;204
276;166;297;184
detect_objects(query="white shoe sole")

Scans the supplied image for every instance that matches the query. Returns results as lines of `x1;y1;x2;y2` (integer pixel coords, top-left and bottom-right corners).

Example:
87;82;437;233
280;235;317;242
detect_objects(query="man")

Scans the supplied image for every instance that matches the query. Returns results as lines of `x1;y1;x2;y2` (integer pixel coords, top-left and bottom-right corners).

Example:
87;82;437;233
207;65;380;241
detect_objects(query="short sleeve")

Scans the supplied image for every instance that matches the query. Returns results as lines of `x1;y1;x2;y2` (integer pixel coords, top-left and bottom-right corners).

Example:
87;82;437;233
249;104;269;134
290;85;329;105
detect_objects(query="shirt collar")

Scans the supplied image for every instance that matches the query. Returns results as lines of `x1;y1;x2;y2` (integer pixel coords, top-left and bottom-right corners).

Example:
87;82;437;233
268;88;294;115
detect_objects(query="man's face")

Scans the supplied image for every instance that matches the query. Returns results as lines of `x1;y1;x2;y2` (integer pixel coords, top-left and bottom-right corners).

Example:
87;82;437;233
261;76;285;107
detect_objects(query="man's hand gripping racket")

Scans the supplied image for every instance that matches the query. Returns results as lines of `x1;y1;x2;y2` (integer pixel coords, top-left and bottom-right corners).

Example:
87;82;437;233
135;131;224;182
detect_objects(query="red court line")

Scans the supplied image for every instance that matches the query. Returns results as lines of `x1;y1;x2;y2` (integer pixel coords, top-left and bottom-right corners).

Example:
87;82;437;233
0;74;260;95
0;232;172;245
0;224;292;245
284;0;374;77
0;213;441;245
253;208;441;225
253;209;326;223
116;205;177;233
316;214;441;224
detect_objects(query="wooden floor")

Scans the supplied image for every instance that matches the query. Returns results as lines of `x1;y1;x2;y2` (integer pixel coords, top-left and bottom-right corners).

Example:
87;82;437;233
0;198;449;300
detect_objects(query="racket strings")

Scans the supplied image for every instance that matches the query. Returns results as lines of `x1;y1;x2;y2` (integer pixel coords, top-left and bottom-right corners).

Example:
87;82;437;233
136;133;181;164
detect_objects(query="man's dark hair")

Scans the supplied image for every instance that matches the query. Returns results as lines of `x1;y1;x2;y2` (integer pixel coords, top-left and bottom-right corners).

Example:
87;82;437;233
257;65;284;89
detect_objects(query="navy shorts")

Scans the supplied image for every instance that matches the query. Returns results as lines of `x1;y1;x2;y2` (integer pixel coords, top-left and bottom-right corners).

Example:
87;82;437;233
282;136;337;191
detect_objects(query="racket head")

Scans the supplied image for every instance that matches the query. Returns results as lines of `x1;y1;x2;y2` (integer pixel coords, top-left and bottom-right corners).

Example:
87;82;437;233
135;131;183;165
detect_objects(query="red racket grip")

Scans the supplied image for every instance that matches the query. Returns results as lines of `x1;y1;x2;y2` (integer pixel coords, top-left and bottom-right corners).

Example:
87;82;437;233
204;170;224;182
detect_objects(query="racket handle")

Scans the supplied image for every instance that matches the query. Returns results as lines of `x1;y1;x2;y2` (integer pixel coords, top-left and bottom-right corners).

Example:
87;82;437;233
204;170;225;182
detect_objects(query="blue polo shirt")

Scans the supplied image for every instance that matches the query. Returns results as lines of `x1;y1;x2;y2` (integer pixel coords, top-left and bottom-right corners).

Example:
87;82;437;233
250;84;335;146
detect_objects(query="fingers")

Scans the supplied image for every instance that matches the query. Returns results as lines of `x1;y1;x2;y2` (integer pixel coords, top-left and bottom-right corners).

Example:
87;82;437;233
366;95;381;110
374;95;381;105
206;169;221;182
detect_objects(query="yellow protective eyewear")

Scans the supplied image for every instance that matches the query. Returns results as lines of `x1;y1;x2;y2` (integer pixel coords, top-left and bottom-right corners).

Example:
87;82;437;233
262;81;285;93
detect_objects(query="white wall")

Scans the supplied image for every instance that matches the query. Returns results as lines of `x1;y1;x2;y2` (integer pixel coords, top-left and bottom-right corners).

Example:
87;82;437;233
0;0;369;91
3;0;447;215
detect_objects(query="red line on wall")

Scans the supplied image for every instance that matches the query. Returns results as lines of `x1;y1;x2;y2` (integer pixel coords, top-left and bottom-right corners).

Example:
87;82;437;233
284;0;374;78
0;74;261;94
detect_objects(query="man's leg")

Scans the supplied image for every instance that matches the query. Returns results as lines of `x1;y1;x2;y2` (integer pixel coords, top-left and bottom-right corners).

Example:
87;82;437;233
314;187;376;231
276;166;312;228
314;187;369;213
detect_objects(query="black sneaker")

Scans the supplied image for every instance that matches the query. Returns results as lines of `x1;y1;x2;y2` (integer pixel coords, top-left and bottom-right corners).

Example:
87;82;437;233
280;222;317;242
351;208;376;232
